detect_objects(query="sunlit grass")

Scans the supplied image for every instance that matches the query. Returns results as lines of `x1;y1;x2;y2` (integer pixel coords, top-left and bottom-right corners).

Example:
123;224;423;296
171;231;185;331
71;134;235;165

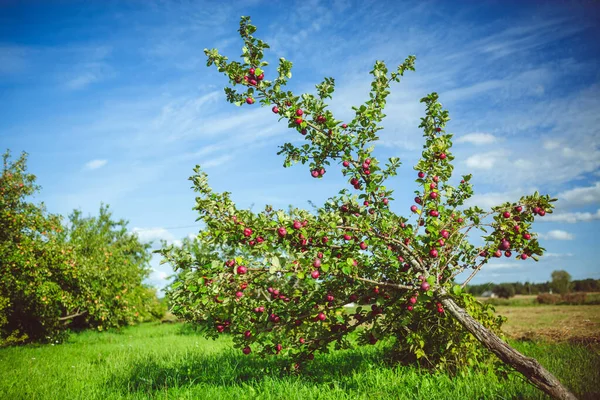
0;321;598;399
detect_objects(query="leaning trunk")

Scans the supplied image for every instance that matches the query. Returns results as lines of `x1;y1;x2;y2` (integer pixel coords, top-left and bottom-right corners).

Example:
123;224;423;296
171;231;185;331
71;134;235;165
439;295;577;400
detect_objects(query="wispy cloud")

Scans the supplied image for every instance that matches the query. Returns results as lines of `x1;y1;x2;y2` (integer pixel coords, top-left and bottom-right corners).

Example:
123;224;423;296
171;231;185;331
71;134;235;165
0;45;29;75
456;132;497;145
203;154;234;169
555;182;600;208
84;159;107;170
66;71;102;90
540;230;575;240
465;150;509;170
545;252;574;258
542;209;600;223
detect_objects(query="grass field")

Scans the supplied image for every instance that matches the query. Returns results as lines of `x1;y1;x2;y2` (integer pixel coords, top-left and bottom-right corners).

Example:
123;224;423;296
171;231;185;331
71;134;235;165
1;307;599;400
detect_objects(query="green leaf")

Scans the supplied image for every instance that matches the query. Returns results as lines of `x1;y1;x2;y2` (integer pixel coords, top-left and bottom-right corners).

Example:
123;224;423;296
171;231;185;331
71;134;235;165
271;256;281;269
452;284;462;296
321;264;330;273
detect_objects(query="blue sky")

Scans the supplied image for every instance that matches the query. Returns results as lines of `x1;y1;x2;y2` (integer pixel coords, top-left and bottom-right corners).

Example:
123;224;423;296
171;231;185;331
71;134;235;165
1;0;599;291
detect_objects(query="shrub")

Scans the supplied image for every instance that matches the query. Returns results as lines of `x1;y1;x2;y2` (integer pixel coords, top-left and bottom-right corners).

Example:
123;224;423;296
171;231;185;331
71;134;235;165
559;293;586;305
536;293;561;305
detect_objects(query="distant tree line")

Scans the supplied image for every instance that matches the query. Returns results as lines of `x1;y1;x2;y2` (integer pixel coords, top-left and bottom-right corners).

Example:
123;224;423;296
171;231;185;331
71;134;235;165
466;270;599;299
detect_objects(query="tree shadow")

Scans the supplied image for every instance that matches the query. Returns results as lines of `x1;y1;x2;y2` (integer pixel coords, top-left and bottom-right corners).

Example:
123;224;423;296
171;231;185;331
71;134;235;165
110;344;393;395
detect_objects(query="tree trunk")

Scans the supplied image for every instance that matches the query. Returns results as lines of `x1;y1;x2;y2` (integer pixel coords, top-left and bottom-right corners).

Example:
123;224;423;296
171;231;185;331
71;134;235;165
439;295;577;400
59;310;87;321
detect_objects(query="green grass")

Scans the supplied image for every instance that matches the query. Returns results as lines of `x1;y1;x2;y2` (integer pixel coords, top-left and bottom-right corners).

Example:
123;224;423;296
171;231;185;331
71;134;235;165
1;322;599;399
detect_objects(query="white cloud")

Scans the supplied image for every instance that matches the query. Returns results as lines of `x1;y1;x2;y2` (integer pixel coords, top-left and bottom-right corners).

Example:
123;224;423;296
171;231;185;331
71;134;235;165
464;190;528;210
203;154;234;169
545;252;574;258
465;150;508;170
66;72;101;90
84;159;107;170
64;46;113;90
541;209;600;223
456;132;497;145
541;230;575;240
555;182;600;208
486;262;521;270
131;227;175;244
543;140;561;150
443;79;504;102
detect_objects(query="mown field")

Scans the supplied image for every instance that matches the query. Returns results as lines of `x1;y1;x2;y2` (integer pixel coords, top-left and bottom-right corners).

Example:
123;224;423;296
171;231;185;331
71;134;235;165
1;305;599;400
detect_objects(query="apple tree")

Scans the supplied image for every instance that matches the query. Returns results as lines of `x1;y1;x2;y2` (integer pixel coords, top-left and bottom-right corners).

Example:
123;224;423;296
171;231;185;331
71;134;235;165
0;151;164;346
159;17;575;400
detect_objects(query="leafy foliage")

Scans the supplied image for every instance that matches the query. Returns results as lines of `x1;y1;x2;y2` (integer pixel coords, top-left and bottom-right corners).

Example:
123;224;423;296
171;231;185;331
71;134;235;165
550;270;573;295
0;151;163;346
160;16;557;370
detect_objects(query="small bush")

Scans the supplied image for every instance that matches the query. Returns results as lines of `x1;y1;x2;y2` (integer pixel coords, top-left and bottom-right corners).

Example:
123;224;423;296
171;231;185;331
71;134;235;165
536;293;561;304
560;293;586;305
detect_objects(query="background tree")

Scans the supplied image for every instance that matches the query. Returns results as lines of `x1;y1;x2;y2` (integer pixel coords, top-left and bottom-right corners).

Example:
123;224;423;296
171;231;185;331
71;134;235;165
160;17;575;399
550;270;572;295
493;284;516;299
0;150;163;346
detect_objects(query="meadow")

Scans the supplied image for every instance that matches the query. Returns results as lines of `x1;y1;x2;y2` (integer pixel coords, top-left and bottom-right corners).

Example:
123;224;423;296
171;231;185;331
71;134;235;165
1;303;599;400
